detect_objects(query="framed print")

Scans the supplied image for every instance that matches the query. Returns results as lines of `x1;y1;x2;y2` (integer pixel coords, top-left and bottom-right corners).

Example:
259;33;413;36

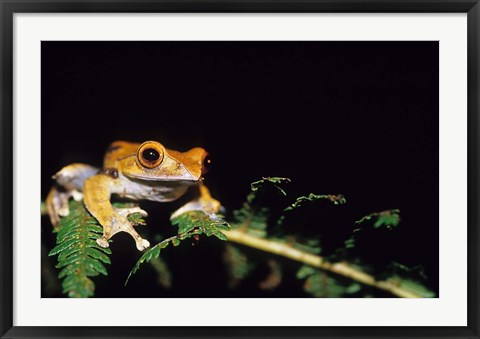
1;1;479;338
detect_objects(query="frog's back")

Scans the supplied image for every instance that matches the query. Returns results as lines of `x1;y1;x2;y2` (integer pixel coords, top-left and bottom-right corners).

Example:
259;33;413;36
103;141;141;169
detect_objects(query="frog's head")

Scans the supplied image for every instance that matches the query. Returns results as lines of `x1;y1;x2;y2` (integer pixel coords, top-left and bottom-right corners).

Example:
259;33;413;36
120;141;210;183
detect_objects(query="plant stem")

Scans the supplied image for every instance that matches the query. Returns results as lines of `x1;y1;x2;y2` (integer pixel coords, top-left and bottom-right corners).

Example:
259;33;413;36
223;229;421;298
41;202;421;298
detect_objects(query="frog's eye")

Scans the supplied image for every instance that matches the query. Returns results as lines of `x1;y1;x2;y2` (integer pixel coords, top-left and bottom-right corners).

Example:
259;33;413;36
137;142;164;169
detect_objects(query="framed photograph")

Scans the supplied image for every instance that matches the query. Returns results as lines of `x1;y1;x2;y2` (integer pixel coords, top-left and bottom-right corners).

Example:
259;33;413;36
1;1;478;338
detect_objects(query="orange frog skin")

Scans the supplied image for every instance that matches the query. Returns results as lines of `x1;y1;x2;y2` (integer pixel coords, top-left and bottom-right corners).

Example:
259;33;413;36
46;140;220;251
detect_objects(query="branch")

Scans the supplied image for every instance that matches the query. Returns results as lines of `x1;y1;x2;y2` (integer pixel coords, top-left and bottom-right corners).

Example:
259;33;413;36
41;198;427;298
223;229;421;298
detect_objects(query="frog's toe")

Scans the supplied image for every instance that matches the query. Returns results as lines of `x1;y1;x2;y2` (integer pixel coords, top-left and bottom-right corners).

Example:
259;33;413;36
46;186;72;225
136;239;150;251
132;207;148;217
96;237;110;248
58;201;70;217
170;201;202;219
114;206;148;218
170;198;222;220
72;190;83;201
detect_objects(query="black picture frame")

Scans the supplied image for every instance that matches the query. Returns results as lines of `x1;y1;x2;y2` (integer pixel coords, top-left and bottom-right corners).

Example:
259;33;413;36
1;1;478;338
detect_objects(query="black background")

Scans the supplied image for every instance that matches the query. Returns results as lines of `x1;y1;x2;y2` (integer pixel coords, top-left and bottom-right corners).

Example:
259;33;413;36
41;41;438;297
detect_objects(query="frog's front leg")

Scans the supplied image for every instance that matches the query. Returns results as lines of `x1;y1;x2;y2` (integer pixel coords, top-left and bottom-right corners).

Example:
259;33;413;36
46;163;98;227
170;184;222;220
83;174;150;251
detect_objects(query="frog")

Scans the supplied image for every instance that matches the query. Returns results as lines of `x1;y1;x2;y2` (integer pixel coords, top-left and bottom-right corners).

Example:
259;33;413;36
46;140;221;251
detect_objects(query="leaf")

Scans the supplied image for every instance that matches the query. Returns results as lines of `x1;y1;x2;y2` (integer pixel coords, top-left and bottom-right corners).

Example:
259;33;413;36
55;252;82;268
149;257;172;289
223;244;254;289
278;193;346;225
126;244;162;285
383;261;428;281
232;205;269;238
258;260;282;290
297;266;365;298
232;177;289;236
172;213;198;234
344;209;402;252
355;209;400;230
345;283;362;295
212;230;228;241
292;239;322;255
62;275;95;298
49;200;118;298
49;237;79;256
386;275;435;298
250;177;291;196
344;237;356;249
303;271;346;298
86;248;111;264
374;212;400;229
296;265;316;279
126;211;230;283
284;193;346;213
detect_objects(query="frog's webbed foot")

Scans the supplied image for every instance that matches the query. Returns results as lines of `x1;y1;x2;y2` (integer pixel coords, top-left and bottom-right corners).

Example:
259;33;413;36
170;185;222;220
96;236;150;252
46;186;82;227
94;212;150;251
84;174;151;251
95;214;150;251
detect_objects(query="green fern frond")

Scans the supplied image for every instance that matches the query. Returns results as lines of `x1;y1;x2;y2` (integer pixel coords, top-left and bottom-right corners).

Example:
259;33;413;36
386;275;436;297
292;238;322;254
48;200;146;297
377;262;433;296
296;265;317;279
149;257;172;289
48;200;112;298
355;209;401;229
223;244;255;289
231;177;290;236
125;241;168;285
277;193;346;225
126;211;230;285
304;271;346;298
296;265;361;298
341;209;402;251
232;206;269;237
250;177;291;197
284;193;346;212
258;259;282;290
384;261;427;280
172;211;230;240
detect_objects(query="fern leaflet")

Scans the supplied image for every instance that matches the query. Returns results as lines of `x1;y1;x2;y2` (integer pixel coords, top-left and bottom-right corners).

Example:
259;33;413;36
48;200;112;298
